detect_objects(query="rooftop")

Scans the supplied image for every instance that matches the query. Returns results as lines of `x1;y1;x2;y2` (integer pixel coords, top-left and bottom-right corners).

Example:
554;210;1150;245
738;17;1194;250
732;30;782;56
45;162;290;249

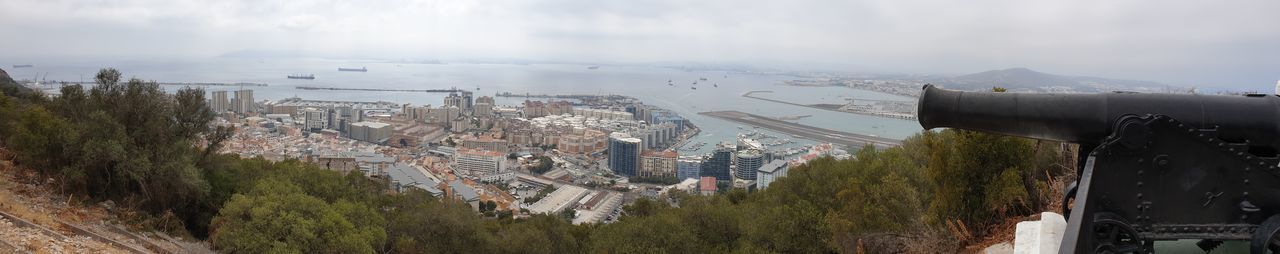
529;185;591;214
448;180;480;201
386;164;441;194
758;160;788;173
456;148;506;157
699;177;717;191
641;150;678;158
351;121;391;128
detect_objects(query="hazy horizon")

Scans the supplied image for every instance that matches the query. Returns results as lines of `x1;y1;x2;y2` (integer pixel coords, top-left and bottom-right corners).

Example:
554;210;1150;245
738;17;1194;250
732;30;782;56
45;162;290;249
1;0;1277;87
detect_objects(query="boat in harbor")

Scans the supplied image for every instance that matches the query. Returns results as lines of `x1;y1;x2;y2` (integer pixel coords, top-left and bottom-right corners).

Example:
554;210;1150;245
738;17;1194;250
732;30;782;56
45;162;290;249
12;65;32;68
338;67;367;72
287;74;315;80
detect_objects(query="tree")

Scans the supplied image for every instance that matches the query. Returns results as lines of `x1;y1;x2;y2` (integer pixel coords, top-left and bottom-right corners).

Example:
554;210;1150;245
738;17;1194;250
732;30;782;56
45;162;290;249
622;198;668;217
925;128;1038;231
211;180;382;254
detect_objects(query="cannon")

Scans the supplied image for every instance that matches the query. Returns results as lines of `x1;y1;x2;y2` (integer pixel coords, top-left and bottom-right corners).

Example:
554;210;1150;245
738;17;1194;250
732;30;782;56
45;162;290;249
917;84;1280;253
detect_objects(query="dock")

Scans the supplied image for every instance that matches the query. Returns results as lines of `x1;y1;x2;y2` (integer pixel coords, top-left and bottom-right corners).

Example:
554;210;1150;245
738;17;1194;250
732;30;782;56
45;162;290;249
295;86;465;93
699;110;901;148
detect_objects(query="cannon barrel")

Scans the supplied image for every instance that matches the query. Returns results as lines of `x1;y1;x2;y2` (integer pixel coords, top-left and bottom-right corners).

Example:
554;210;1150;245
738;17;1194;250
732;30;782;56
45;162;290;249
917;84;1280;149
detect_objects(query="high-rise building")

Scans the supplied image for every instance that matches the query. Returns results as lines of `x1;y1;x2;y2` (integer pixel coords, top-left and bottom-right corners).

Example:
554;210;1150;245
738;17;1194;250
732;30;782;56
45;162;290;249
474;96;495;116
701;144;733;182
607;132;643;177
756;160;789;189
652;113;686;135
445;91;473;111
454;148;507;175
326;108;343;130
639;150;678;178
522;100;548;118
232;89;255;114
547;101;573;116
210;90;230;113
735;149;764;180
461;91;474;111
677;156;703;180
303;109;328;132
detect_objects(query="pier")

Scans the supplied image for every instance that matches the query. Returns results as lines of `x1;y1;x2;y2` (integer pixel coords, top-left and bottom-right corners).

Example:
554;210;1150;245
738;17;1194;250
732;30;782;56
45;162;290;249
699;110;901;148
295;86;464;93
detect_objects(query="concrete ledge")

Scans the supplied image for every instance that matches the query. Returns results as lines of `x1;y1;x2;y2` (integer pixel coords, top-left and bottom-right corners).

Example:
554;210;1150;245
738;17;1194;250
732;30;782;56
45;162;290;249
1014;212;1067;254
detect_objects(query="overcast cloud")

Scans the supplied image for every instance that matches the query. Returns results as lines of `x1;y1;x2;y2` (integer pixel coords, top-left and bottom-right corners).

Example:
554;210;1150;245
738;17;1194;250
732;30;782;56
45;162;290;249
0;0;1276;86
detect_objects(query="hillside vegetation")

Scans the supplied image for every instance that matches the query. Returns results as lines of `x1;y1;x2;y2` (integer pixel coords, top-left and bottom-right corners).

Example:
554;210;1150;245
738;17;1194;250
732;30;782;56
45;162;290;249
0;68;1073;253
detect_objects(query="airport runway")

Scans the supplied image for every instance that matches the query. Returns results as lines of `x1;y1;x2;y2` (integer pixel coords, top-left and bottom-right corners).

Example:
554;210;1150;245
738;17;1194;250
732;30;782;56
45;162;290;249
699;110;902;148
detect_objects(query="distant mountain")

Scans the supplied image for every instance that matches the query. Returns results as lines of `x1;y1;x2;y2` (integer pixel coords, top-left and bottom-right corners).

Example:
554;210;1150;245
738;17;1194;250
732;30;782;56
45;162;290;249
937;68;1174;93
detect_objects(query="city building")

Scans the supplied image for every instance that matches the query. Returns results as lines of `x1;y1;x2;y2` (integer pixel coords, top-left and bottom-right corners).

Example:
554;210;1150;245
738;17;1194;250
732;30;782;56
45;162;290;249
447;180;481;210
677;156;703;180
756;160;789;190
639;150;678;178
428;106;462;125
325;108;344;131
347;121;392;143
453;148;507;175
265;97;399;117
313;156;357;174
573;108;633;120
522;100;548;118
402;104;431;121
735;149;764;181
388;123;446;148
673;178;700;194
699;176;718;196
607;132;643;177
479;172;515;183
460;135;510;152
461;91;474;111
474;96;495;116
701;144;734;182
450;116;473;133
386;164;443;196
631;122;679;149
445;91;465;110
557;128;606;155
303;108;328;132
528;185;591;215
650;111;686;134
210;90;230;113
547;101;574;116
231;89;255;115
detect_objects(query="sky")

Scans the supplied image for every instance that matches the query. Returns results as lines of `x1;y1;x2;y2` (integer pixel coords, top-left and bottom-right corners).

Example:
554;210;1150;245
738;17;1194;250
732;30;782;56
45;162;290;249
0;0;1277;87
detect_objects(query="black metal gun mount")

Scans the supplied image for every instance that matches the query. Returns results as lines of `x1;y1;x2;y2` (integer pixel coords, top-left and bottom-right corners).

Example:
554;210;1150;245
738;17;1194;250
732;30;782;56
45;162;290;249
917;84;1280;253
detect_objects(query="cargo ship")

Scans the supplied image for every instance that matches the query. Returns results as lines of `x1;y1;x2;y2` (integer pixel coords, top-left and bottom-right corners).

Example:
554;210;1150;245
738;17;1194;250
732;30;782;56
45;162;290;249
287;74;315;80
12;65;32;68
338;67;367;72
587;66;599;70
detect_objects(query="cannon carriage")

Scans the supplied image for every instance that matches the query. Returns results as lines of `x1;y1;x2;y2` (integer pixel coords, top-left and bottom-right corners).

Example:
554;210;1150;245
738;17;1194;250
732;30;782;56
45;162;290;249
917;85;1280;253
